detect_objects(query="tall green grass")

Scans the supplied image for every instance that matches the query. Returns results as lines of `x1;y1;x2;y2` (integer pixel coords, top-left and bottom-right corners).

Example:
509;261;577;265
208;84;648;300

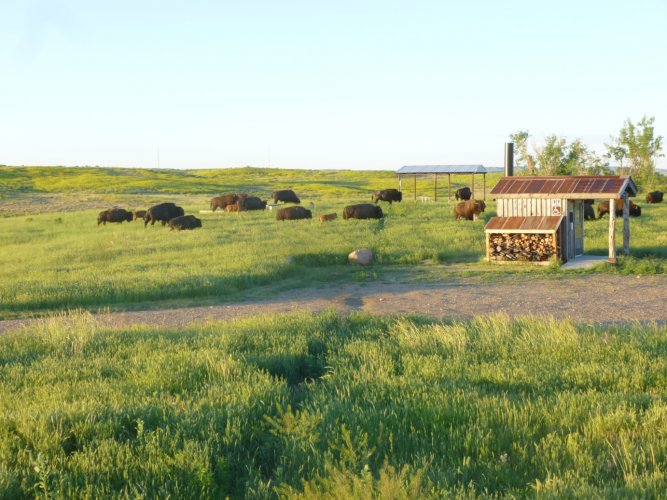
1;311;666;497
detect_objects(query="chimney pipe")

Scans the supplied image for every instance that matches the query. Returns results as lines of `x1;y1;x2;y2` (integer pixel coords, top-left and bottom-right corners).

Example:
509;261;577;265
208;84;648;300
504;142;514;177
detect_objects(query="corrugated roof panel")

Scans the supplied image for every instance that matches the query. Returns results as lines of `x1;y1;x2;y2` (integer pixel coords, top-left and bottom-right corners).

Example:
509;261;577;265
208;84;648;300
490;175;637;198
397;165;488;174
485;216;563;233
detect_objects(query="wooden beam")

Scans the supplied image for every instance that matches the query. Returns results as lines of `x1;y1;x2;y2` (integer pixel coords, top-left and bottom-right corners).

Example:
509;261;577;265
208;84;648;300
483;174;486;200
622;194;630;255
471;173;475;199
608;198;617;263
434;174;438;201
413;174;417;201
448;174;451;201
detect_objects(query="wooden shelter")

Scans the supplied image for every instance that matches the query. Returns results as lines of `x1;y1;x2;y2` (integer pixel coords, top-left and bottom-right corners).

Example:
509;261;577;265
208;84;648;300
396;165;488;201
485;175;638;264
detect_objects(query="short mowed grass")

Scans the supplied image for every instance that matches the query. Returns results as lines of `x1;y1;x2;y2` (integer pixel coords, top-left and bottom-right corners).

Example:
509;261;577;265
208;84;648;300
1;311;667;498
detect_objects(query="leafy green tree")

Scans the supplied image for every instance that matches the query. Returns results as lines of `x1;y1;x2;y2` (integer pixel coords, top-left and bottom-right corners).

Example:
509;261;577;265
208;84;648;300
606;116;663;187
509;130;536;175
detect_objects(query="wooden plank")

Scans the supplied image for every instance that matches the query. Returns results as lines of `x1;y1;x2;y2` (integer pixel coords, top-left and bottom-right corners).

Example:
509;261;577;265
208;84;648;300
622;194;630;255
609;198;617;263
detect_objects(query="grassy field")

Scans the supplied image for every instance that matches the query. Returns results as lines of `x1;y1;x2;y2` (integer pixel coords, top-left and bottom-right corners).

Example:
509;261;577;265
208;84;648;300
1;311;666;497
0;166;665;320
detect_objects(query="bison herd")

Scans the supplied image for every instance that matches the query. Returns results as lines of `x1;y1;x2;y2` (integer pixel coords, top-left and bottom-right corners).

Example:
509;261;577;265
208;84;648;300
97;188;663;231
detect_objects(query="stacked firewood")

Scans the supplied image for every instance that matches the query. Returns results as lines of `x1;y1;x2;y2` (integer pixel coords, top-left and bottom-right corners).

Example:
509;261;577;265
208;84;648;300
489;233;556;262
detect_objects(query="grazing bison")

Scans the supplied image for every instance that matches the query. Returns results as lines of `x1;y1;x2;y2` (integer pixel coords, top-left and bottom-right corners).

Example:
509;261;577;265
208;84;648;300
272;189;301;204
597;199;641;219
225;204;238;213
343;204;384;220
238;196;267;211
276;206;312;221
454;199;486;220
211;194;245;212
97;208;132;226
584;203;596;221
319;213;337;222
455;187;472;201
646;191;663;203
132;210;147;221
372;189;402;204
144;202;185;227
168;215;202;231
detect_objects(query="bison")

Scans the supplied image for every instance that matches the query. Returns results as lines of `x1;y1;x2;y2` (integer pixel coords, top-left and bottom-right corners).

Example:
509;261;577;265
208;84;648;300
168;215;202;231
319;213;338;222
455;187;472;201
272;189;301;204
343;204;384;220
225;204;238;213
211;194;246;212
276;206;312;221
646;191;663;203
372;189;402;204
132;210;147;221
454;199;486;220
584;203;596;221
238;196;267;211
144;202;185;227
97;208;132;226
597;199;641;219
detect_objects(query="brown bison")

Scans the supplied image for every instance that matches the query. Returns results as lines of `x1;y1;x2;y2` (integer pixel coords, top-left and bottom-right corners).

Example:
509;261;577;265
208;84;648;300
225;204;238;213
132;210;147;221
168;215;202;231
455;187;472;201
237;196;267;211
646;191;663;203
584;203;596;221
211;194;246;212
145;202;185;227
372;189;402;204
597;199;641;218
97;208;132;226
319;213;338;222
343;204;384;220
454;199;486;220
276;206;312;221
272;189;301;204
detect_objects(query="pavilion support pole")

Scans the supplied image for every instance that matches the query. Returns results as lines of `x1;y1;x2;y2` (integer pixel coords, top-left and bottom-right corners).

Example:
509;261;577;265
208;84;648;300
448;174;451;201
398;174;401;192
414;174;417;201
483;174;486;200
434;174;438;201
622;194;630;255
471;174;475;199
608;198;617;264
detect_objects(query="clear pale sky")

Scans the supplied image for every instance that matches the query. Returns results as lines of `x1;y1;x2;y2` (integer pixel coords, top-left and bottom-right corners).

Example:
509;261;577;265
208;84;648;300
2;0;666;170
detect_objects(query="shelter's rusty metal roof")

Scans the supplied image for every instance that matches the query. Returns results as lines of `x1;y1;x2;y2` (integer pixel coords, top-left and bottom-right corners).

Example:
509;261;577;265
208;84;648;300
397;165;487;174
485;216;563;233
490;175;637;199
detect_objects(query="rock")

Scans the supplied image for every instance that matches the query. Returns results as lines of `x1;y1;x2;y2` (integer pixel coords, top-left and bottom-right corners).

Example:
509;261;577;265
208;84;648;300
348;248;373;265
286;256;296;265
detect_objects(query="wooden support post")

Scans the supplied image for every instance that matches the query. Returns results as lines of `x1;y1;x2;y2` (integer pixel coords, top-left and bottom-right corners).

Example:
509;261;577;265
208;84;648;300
485;231;490;262
448;174;451;201
608;198;617;263
622;194;630;255
483;174;486;200
471;173;475;199
398;174;401;192
434;174;438;201
413;174;417;201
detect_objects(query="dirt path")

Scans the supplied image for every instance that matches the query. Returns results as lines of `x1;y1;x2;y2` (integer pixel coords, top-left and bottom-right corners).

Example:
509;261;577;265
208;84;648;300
1;274;665;334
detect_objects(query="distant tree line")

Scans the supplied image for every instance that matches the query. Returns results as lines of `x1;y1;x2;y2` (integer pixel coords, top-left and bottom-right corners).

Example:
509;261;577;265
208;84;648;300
510;116;664;188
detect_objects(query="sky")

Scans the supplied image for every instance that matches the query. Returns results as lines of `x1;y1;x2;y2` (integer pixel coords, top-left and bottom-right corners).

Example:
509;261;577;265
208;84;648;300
1;0;666;170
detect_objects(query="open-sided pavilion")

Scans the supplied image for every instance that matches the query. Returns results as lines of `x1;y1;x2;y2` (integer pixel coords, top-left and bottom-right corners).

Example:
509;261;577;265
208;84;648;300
396;165;488;201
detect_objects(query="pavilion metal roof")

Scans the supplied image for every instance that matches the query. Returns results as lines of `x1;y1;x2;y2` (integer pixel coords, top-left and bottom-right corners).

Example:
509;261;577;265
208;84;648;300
485;216;563;234
490;175;637;199
397;165;488;174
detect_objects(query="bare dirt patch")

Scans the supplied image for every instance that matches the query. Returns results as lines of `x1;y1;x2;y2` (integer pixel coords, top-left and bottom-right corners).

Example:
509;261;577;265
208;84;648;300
2;273;665;334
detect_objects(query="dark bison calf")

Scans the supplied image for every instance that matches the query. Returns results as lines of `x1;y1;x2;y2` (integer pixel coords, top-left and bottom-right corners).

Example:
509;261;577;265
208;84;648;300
276;206;312;221
132;210;147;221
454;199;486;220
455;187;472;201
372;189;402;204
646;191;663;203
145;202;185;227
343;204;384;220
211;194;246;212
272;189;300;204
597;199;641;218
237;196;267;211
97;208;132;225
168;215;202;231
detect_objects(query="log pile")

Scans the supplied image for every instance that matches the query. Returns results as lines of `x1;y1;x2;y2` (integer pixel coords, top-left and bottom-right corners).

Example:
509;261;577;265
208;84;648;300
488;233;556;262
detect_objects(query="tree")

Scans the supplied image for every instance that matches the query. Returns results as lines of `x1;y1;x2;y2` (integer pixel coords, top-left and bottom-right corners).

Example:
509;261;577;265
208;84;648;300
509;130;536;175
606;116;663;186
